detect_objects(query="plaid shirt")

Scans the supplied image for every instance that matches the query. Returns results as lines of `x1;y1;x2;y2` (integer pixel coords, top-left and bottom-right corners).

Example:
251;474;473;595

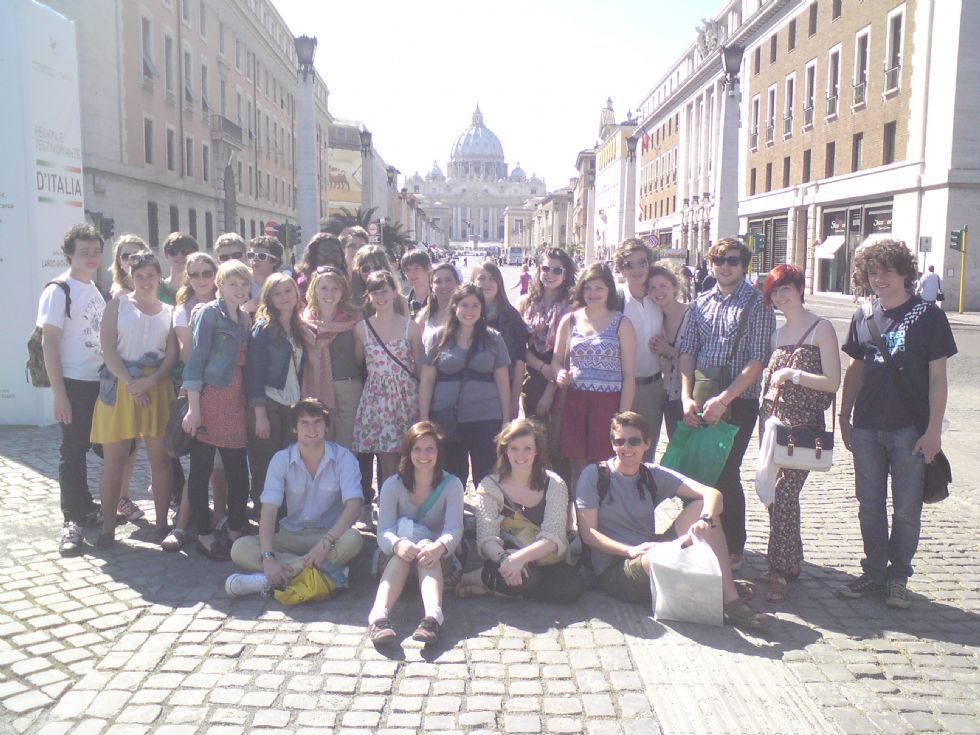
678;281;775;400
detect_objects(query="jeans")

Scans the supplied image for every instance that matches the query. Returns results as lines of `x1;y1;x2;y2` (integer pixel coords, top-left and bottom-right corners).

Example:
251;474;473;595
632;377;667;462
715;397;759;555
59;379;100;522
852;426;924;583
445;419;500;489
188;438;249;535
663;399;684;442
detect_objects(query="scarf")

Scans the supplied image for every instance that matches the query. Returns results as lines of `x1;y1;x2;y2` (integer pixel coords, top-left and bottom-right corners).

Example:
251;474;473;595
301;309;361;408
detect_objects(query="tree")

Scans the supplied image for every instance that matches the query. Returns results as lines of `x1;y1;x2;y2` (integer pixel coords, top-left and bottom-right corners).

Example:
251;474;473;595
320;206;415;262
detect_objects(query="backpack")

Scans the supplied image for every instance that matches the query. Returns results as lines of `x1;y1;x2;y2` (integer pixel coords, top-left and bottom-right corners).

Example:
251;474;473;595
594;460;658;507
26;280;71;387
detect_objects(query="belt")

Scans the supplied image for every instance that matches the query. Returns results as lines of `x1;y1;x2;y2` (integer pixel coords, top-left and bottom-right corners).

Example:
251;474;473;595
636;373;663;385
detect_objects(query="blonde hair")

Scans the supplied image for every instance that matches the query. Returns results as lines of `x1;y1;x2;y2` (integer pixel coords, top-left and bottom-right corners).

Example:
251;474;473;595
255;272;302;327
305;267;356;321
215;260;251;289
110;234;150;292
176;252;218;306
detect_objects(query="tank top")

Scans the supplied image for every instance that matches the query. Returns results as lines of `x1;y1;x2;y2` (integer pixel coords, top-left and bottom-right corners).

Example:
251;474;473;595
116;295;172;361
569;312;625;393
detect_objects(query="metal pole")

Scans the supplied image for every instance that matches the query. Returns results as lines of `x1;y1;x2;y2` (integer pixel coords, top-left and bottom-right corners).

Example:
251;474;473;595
959;225;968;315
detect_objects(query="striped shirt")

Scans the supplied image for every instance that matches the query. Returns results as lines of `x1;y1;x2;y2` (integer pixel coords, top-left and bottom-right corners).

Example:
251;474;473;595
678;281;775;400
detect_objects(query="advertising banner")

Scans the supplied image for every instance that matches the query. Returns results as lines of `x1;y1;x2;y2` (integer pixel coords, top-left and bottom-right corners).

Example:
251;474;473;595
0;1;85;424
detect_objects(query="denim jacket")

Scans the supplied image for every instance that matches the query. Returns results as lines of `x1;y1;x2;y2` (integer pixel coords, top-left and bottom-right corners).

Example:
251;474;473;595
244;319;306;407
182;299;250;392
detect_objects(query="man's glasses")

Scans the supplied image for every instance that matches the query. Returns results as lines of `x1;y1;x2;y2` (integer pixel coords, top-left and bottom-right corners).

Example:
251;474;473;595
711;255;743;267
218;252;245;262
540;265;564;275
165;247;196;257
611;436;645;447
187;269;216;280
247;251;279;263
621;259;649;271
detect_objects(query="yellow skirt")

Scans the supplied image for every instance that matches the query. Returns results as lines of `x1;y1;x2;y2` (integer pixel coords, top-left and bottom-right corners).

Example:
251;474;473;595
90;368;175;443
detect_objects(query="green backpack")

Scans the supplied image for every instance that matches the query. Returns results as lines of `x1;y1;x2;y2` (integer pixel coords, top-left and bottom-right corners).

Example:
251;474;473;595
26;280;71;387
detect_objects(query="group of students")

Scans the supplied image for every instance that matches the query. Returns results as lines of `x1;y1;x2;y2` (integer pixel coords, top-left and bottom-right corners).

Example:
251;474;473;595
38;222;954;641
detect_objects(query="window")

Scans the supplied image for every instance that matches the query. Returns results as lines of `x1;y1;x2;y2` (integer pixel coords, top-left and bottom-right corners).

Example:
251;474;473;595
166;127;176;171
770;35;777;64
202;143;210;182
827;48;840;117
239;217;245;237
784;75;795;136
804;61;816;128
852;133;863;171
854;31;869;106
832;0;842;19
219;22;225;55
802;149;812;182
248;164;253;196
883;121;897;164
750;168;757;196
219;79;226;115
170;205;179;233
750;96;760;149
199;1;207;38
766;86;777;144
147;202;159;248
143;118;153;164
753;47;761;75
180;0;191;24
237;161;242;193
205;212;213;250
236;91;242;124
885;8;904;92
141;17;156;78
245;48;252;81
183;50;193;103
825;141;836;178
765;162;773;192
783;156;791;188
808;2;818;36
185;136;193;177
250;219;256;238
188;208;197;239
235;37;241;70
788;19;797;51
200;63;210;111
164;35;175;95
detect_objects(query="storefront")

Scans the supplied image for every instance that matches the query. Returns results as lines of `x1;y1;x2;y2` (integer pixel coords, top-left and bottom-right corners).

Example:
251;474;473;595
817;200;892;294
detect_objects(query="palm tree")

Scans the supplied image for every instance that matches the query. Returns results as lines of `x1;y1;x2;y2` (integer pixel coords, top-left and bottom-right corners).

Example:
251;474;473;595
320;206;414;262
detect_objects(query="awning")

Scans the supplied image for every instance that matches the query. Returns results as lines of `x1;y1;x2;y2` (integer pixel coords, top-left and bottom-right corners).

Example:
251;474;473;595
855;233;910;253
814;235;846;259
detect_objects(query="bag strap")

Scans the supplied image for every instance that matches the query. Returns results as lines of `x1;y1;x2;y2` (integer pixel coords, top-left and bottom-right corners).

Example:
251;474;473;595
414;473;452;522
44;279;72;320
365;317;419;383
770;318;836;433
863;303;928;434
725;291;756;370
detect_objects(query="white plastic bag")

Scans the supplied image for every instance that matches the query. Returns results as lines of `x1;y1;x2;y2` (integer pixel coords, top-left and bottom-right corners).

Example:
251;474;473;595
755;415;782;506
645;536;723;626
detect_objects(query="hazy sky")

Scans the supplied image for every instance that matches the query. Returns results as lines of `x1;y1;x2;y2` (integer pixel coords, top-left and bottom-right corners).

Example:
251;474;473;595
275;0;721;190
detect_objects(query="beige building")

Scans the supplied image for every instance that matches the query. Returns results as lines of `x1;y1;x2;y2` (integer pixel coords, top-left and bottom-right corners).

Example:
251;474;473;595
530;188;574;253
41;0;335;258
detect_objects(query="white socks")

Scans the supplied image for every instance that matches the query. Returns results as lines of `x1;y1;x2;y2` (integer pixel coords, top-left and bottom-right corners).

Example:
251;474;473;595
426;606;444;625
368;605;389;625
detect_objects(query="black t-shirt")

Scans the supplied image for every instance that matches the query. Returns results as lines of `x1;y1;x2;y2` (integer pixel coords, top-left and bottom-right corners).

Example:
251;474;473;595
842;296;957;431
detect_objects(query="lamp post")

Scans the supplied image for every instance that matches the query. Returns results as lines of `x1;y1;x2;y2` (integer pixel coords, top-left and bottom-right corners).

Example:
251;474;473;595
624;134;638;239
294;35;318;259
359;126;373;217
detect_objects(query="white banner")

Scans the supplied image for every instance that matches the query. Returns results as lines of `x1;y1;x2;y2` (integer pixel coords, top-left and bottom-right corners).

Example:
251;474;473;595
0;1;85;424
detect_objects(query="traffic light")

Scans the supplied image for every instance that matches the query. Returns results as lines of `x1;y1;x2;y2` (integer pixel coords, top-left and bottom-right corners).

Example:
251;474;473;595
275;223;288;247
100;217;115;239
749;232;767;254
950;229;964;252
290;224;302;247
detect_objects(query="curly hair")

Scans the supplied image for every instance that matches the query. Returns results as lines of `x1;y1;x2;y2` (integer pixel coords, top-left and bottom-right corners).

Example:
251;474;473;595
851;238;915;291
707;237;751;269
613;238;654;272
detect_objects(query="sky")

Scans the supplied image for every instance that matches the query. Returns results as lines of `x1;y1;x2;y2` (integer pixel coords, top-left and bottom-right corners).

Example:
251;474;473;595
275;0;722;190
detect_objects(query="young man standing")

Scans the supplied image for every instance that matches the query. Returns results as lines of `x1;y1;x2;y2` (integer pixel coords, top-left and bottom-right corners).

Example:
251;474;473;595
838;239;956;608
678;237;775;569
613;238;665;457
226;398;364;596
244;235;284;313
38;224;107;555
401;249;432;318
159;232;199;304
214;232;248;265
340;226;370;278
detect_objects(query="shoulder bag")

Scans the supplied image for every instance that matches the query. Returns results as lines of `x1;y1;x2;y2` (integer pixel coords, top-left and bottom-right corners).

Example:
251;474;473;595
770;319;835;472
365;318;419;383
692;294;755;421
863;304;951;503
164;393;194;458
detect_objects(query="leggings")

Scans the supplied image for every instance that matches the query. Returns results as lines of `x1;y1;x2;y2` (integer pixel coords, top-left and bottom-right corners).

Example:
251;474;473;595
188;439;248;535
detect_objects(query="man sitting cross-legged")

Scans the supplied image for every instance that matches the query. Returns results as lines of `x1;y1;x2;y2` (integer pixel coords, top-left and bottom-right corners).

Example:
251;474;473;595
226;398;364;597
575;411;767;629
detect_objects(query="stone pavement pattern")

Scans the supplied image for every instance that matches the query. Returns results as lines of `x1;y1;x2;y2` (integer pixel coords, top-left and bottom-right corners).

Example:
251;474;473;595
0;404;978;735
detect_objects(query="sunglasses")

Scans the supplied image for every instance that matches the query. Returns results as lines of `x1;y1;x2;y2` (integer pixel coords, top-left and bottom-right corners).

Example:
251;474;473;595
711;255;743;267
121;251;148;262
540;265;564;275
611;436;645;447
316;265;346;276
187;269;216;279
165;247;197;257
218;251;245;262
359;263;382;275
247;251;278;263
622;258;649;270
128;254;157;268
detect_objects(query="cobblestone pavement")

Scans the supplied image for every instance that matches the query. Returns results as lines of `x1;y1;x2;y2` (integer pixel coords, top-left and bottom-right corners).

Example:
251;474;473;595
1;391;978;735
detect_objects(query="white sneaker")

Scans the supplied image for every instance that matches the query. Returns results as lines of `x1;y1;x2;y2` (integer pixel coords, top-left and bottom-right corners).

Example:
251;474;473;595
225;572;271;597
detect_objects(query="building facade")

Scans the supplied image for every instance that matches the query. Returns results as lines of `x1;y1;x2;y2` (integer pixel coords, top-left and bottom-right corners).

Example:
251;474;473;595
530;188;574;253
592;99;637;261
405;106;544;243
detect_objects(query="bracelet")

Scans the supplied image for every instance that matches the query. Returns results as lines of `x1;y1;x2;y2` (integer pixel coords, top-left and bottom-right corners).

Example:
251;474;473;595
260;551;275;561
497;550;510;564
323;534;336;547
699;514;716;528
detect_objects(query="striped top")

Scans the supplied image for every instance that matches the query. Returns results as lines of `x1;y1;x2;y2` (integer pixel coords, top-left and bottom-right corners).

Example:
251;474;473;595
569;312;625;393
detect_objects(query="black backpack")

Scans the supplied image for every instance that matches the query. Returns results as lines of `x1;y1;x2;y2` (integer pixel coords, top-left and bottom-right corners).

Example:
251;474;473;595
594;460;658;507
26;280;71;387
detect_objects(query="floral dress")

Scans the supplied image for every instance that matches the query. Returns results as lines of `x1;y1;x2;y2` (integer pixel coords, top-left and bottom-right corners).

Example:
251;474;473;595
352;320;419;453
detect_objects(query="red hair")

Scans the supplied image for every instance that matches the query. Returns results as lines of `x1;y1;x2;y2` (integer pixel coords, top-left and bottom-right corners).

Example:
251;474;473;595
763;264;805;307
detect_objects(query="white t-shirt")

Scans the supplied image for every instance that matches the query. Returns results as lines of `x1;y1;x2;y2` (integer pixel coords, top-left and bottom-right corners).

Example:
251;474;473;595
35;273;106;381
622;288;664;379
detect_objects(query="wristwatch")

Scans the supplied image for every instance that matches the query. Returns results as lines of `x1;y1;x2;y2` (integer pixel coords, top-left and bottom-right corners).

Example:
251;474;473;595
260;551;276;561
791;369;802;385
699;514;716;528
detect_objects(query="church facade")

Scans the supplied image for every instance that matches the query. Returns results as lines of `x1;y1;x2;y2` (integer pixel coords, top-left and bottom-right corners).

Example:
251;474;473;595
405;107;544;243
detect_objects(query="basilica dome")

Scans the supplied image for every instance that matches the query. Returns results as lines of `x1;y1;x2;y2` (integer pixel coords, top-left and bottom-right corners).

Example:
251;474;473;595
451;106;505;161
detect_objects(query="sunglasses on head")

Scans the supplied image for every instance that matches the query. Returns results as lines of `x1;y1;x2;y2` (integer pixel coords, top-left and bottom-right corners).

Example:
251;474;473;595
540;265;564;275
611;436;645;447
128;253;157;268
187;269;215;279
711;255;743;267
247;251;278;263
121;251;148;262
316;265;346;277
218;251;245;262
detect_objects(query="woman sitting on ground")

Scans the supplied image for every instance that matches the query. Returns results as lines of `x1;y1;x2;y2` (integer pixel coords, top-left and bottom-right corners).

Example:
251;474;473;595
457;418;583;604
367;422;464;646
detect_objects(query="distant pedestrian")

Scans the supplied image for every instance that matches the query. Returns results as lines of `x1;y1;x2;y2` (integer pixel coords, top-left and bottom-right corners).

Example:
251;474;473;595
515;265;531;295
915;265;942;303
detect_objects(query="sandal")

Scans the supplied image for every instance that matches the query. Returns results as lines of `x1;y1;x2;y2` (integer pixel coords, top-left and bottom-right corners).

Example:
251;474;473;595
723;599;768;630
757;568;800;583
368;618;397;645
411;616;441;644
161;528;186;552
766;573;788;603
455;581;489;599
734;580;756;601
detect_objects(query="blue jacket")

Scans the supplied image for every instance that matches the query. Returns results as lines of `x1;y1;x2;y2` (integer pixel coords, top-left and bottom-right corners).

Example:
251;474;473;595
182;300;250;392
244;319;306;407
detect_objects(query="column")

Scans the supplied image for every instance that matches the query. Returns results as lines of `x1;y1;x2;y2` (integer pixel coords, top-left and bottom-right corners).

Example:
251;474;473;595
295;74;317;252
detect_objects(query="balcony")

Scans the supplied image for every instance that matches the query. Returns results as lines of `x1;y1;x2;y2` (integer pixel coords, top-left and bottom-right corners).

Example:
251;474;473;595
765;123;775;145
783;113;793;137
826;94;839;118
884;65;901;93
853;80;867;107
803;105;814;129
210;114;243;148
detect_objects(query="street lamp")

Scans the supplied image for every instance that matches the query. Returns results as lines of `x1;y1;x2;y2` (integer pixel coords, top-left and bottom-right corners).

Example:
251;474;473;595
294;35;317;81
721;44;744;95
359;127;373;158
626;134;638;161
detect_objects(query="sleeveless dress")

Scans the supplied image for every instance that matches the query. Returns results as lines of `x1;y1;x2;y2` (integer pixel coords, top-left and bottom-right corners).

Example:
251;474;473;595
352;319;419;453
759;322;834;576
569;313;625;392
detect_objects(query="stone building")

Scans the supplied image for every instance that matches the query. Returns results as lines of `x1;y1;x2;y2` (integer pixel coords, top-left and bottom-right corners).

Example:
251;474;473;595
404;106;544;243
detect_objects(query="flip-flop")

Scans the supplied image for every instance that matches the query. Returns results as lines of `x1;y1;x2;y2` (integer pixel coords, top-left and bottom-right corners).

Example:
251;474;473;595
734;580;756;601
161;528;185;552
723;599;769;630
766;574;788;603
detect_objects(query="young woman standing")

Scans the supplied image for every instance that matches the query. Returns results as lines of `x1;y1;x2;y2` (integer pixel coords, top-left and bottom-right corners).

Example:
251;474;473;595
648;264;692;441
417;263;461;343
181;260;252;561
90;254;177;548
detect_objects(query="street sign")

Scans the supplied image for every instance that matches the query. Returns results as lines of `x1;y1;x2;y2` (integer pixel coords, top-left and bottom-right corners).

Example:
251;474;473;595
368;219;381;244
265;220;277;236
919;236;932;253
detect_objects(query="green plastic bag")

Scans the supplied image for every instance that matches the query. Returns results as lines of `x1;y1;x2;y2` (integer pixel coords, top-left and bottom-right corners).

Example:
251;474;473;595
660;420;739;486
